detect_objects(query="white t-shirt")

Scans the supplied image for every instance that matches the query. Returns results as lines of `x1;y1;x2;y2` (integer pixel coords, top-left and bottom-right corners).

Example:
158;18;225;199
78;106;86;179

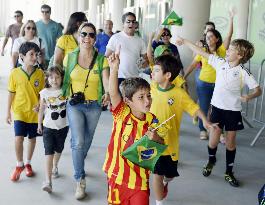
12;36;45;65
208;54;259;111
39;88;68;130
106;31;146;78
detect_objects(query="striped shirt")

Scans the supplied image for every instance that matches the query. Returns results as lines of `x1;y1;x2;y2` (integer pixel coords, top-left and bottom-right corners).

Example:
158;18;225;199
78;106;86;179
103;100;155;190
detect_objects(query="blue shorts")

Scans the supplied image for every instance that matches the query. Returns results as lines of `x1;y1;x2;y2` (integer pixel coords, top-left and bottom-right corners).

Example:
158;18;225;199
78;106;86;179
14;120;38;139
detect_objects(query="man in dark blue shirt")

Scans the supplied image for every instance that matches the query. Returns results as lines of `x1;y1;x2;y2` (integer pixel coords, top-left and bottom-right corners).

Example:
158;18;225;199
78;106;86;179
95;20;113;55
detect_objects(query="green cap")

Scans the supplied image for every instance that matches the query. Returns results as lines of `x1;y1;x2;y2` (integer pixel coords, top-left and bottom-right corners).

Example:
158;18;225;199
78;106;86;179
162;11;183;26
154;45;172;58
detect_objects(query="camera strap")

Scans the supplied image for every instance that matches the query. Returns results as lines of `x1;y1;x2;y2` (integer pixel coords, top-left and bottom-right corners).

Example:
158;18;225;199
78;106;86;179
70;50;98;94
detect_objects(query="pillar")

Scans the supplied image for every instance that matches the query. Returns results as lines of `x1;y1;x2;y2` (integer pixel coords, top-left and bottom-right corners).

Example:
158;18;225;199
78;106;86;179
108;0;125;32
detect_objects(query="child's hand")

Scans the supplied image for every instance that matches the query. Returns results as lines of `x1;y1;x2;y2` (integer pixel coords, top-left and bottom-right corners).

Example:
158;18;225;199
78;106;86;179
32;104;40;113
145;129;164;144
203;119;218;131
6;111;12;124
108;46;120;72
37;125;43;135
229;6;236;18
176;36;184;46
240;95;249;103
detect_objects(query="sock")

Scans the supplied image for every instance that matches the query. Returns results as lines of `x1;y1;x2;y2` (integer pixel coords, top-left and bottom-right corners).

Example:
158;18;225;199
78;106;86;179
226;148;236;174
208;146;217;164
26;160;31;165
17;161;24;167
156;200;164;205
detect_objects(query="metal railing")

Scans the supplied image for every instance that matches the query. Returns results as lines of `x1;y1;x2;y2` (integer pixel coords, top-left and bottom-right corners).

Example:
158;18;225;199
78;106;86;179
251;59;265;146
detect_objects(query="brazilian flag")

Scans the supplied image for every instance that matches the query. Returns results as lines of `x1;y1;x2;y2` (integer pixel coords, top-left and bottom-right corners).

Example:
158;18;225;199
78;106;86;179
122;135;167;172
162;11;183;26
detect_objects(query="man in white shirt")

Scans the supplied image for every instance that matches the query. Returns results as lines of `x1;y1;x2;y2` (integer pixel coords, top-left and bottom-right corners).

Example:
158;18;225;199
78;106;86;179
105;12;148;85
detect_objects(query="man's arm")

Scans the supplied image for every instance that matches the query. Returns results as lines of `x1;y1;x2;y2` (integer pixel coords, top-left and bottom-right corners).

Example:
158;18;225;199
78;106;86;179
176;36;210;59
1;37;9;56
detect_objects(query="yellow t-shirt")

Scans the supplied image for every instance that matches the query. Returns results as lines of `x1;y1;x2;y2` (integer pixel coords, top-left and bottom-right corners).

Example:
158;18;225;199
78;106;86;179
56;34;78;63
150;63;186;88
70;57;109;100
150;83;199;161
195;44;226;83
8;67;45;123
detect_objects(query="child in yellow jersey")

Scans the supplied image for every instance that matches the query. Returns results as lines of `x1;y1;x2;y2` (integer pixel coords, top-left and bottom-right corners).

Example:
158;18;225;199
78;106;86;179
6;42;45;182
103;50;164;205
150;54;214;205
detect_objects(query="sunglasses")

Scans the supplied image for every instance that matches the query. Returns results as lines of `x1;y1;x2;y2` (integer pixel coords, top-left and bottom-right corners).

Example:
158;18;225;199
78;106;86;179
49;102;66;110
161;33;171;37
80;32;96;38
41;10;50;14
26;26;36;31
14;15;21;18
51;110;66;120
126;20;136;24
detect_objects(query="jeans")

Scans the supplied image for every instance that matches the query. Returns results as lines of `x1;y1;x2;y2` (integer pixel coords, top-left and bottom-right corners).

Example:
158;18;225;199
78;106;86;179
66;101;101;181
196;79;215;131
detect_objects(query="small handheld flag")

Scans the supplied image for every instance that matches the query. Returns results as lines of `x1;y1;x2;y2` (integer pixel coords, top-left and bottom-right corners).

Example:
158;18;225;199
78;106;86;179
162;11;183;26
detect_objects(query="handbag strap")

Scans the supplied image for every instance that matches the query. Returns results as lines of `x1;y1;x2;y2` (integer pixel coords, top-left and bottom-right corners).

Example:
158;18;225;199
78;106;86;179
70;50;98;94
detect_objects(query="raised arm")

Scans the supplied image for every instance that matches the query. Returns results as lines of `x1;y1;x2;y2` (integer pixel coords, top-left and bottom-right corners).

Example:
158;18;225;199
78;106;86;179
147;32;155;65
223;8;235;50
153;28;164;43
176;36;210;59
107;49;121;109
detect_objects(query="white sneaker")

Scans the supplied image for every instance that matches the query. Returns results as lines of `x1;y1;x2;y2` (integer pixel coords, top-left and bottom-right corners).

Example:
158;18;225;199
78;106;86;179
75;178;86;200
52;167;59;178
42;181;52;193
200;131;208;140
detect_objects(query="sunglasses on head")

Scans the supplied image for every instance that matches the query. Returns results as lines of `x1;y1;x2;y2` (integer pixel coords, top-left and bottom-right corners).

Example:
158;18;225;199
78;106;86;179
26;26;36;31
80;32;96;38
161;33;171;37
41;10;50;14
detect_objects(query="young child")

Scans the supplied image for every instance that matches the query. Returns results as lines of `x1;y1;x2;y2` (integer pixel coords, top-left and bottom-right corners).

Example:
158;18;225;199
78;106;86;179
103;51;164;205
37;66;69;193
150;54;213;205
6;42;45;181
176;37;262;187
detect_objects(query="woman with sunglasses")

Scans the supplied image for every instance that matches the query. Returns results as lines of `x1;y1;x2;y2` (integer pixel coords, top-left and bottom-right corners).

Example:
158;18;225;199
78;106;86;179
61;22;110;200
12;20;45;69
53;12;87;67
152;27;183;71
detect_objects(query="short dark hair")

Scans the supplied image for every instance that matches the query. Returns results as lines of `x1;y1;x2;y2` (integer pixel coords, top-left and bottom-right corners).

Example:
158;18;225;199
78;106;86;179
122;12;136;24
19;42;40;56
154;55;181;82
15;10;23;16
65;12;87;35
231;39;255;64
41;4;51;12
205;21;215;29
120;77;150;100
45;65;64;88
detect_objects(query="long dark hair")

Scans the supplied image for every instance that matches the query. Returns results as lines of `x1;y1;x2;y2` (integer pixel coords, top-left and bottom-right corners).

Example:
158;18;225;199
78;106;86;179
204;29;223;53
64;12;87;35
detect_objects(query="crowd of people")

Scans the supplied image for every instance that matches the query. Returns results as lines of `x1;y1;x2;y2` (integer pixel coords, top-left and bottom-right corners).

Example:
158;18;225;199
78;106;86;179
2;4;262;205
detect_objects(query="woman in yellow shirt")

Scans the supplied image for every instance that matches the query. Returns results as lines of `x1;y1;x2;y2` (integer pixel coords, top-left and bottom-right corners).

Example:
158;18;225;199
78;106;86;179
53;12;87;66
62;22;110;200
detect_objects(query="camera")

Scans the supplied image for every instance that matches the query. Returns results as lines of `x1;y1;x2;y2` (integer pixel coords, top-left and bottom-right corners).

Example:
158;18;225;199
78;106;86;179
69;92;85;106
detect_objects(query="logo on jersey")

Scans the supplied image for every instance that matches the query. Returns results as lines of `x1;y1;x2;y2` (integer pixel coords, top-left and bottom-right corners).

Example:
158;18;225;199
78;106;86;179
34;80;39;87
137;146;157;162
168;98;174;105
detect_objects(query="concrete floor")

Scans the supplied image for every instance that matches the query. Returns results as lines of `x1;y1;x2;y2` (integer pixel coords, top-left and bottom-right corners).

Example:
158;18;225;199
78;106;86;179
0;54;264;205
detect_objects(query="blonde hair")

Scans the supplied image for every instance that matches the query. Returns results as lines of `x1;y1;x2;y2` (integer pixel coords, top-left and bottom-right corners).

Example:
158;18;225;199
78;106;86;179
231;39;255;64
20;20;38;37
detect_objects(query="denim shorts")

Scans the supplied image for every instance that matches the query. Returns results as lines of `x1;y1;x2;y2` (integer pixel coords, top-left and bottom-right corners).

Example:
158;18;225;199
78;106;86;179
14;120;38;139
43;126;69;155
